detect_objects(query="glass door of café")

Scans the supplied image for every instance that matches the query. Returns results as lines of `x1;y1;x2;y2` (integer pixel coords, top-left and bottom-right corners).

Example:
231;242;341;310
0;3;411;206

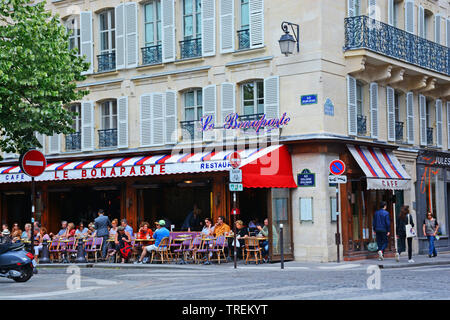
269;188;293;261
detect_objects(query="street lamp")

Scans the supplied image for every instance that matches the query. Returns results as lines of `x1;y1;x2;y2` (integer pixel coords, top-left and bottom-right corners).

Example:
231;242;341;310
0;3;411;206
278;21;299;56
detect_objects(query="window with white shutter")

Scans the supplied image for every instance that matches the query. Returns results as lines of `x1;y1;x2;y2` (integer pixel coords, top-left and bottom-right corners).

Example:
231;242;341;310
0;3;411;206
264;76;279;121
220;0;234;53
347;0;360;17
81;101;95;151
161;0;175;62
115;4;125;70
49;133;61;154
370;82;378;139
203;85;217;141
249;0;264;48
35;132;45;153
406;92;414;144
386;86;395;142
435;14;441;44
419;95;427;146
80;11;93;74
202;0;216;57
347;75;357;136
405;0;414;34
388;0;394;26
140;94;152;147
152;93;165;145
125;2;138;68
447;18;450;47
436;99;443;148
221;83;236;123
447;102;450;149
117;96;128;148
418;6;425;38
165;91;177;144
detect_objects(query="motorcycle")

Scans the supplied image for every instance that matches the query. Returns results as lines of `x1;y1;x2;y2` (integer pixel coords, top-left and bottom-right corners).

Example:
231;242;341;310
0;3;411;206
0;242;35;282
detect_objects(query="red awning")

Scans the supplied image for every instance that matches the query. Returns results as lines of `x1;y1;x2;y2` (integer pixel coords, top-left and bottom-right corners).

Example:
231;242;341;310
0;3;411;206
240;145;297;188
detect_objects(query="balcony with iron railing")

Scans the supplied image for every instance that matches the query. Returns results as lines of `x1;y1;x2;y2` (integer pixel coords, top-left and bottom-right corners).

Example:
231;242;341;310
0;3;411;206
141;44;162;65
179;38;202;59
237;29;250;50
65;132;81;151
97;52;116;73
427;127;434;146
344;15;449;76
357;115;367;135
395;121;404;142
98;129;117;148
180;120;203;141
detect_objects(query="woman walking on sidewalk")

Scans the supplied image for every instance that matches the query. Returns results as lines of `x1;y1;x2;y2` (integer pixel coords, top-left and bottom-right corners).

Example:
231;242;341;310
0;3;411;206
396;206;414;263
423;212;439;258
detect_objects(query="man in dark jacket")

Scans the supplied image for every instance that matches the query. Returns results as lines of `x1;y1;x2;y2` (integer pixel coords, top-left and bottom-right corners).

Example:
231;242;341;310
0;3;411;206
94;209;112;260
373;201;390;261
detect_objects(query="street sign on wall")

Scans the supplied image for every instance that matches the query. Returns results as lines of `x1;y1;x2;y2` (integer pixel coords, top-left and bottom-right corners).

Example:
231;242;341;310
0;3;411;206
229;183;243;192
328;175;347;184
297;169;315;187
229;168;242;183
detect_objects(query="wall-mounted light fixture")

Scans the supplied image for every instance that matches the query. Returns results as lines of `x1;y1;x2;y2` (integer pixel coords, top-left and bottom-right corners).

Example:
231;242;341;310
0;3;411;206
278;21;300;56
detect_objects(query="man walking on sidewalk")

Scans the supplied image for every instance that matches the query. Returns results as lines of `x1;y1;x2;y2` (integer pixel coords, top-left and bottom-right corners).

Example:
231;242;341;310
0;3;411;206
94;209;112;261
373;201;390;261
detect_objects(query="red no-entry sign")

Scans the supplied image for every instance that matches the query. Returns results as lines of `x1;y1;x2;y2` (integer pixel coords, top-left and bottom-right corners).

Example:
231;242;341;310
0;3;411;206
20;150;46;177
229;152;241;169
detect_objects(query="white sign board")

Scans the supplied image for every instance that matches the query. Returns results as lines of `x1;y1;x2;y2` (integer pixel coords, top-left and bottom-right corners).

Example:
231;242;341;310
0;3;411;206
229;183;243;192
229;168;242;183
328;175;347;184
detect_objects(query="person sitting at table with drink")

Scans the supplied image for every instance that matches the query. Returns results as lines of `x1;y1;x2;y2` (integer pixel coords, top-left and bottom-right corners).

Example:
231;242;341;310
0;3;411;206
21;223;32;240
34;227;50;261
10;223;22;242
111;226;132;263
121;219;134;238
234;220;248;253
137;221;153;246
201;218;215;237
63;222;76;238
257;218;270;262
134;220;170;264
109;219;119;238
213;216;231;237
1;229;12;244
87;222;97;237
75;222;89;237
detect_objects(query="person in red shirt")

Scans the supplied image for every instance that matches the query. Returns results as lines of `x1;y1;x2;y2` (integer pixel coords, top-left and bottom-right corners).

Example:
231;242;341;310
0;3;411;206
63;222;76;238
137;222;153;246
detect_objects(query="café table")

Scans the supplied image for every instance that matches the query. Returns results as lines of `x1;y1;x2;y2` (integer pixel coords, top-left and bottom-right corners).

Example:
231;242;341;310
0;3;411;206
173;237;192;264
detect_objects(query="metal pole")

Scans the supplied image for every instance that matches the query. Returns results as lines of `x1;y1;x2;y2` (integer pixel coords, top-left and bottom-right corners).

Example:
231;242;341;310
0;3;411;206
31;177;35;259
336;185;341;263
392;190;398;259
233;192;237;269
280;223;284;269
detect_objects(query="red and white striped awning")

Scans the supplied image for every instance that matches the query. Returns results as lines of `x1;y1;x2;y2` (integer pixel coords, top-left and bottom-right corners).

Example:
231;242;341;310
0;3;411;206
0;144;296;188
347;144;411;190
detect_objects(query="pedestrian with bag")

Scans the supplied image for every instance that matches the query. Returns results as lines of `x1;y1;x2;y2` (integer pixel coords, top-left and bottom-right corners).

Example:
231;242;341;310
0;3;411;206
396;205;415;263
423;212;439;258
373;201;391;261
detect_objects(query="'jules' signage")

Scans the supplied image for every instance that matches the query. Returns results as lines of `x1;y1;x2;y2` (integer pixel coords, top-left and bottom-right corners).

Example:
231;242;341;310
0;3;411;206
201;113;290;133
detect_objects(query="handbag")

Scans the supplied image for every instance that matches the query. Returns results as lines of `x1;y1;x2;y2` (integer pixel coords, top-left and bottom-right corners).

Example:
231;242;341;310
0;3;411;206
405;214;416;238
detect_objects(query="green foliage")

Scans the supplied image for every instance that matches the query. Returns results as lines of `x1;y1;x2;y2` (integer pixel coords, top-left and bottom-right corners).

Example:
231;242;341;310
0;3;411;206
0;0;89;157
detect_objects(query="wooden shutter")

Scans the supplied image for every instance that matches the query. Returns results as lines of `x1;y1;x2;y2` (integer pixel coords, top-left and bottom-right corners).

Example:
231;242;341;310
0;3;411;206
347;75;357;136
140;94;152;147
117;96;128;148
406;92;414;144
162;0;175;63
388;0;394;25
115;4;126;70
264;76;279;120
202;0;216;57
220;0;234;53
81;101;95;151
347;0;355;17
386;86;395;142
35;132;45;153
151;93;165;146
370;82;378;139
203;85;217;141
221;82;236;123
49;133;61;154
249;0;264;48
435;14;441;44
165;91;177;144
80;11;93;74
405;0;414;34
418;6;425;38
436;99;443;148
125;2;138;68
419;94;427;146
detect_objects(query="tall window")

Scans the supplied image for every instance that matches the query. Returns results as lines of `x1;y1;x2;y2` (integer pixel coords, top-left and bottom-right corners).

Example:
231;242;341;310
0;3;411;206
183;0;201;40
99;9;116;54
144;1;161;46
65;16;80;56
393;1;400;27
394;91;400;120
101;100;118;130
184;89;203;121
356;81;363;116
242;81;264;115
240;0;249;30
70;104;82;132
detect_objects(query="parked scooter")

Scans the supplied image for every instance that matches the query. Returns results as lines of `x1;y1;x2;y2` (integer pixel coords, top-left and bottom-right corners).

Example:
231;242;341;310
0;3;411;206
0;242;35;282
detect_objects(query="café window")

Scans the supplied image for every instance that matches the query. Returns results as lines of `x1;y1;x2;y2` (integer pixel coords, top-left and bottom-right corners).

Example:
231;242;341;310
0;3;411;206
241;80;264;116
428;170;447;236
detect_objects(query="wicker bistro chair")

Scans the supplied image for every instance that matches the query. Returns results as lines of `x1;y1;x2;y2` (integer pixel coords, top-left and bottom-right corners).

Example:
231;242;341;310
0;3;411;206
184;236;203;263
244;237;263;264
209;236;227;264
172;238;192;262
48;239;60;263
150;237;170;264
194;237;215;264
65;237;78;262
85;237;103;262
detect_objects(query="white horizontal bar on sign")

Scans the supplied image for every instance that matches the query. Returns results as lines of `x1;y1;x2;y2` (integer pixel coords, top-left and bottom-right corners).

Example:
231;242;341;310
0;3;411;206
25;160;44;167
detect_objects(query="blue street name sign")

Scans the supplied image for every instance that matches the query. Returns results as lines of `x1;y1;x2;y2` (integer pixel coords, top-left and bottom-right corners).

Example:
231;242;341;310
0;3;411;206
297;169;315;187
301;94;318;105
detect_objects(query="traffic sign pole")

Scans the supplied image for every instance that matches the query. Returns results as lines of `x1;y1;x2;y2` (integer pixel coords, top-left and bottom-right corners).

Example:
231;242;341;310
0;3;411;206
31;177;35;263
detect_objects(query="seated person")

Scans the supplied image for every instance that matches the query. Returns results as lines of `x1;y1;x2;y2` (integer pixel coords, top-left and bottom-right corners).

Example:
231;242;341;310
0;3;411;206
201;218;215;237
10;223;22;242
257;218;270;262
109;219;119;238
21;223;32;241
63;222;76;238
137;222;153;246
75;223;89;237
213;216;231;237
87;223;97;237
34;227;50;261
110;226;132;263
135;220;170;264
0;229;12;244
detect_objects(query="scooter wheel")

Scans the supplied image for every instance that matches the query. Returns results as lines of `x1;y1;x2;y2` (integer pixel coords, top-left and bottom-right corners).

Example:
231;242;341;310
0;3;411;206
12;265;33;283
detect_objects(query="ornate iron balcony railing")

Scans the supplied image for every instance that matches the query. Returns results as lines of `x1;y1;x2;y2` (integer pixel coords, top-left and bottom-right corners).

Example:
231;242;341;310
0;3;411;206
237;29;250;50
179;38;202;59
344;15;449;76
141;44;162;65
97;52;116;72
180;120;203;141
357;115;367;135
98;129;117;148
65;132;81;151
395;121;404;141
427;127;434;146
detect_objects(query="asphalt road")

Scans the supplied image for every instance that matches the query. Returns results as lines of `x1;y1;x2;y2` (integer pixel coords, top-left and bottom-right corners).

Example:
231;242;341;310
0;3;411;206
0;263;449;300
